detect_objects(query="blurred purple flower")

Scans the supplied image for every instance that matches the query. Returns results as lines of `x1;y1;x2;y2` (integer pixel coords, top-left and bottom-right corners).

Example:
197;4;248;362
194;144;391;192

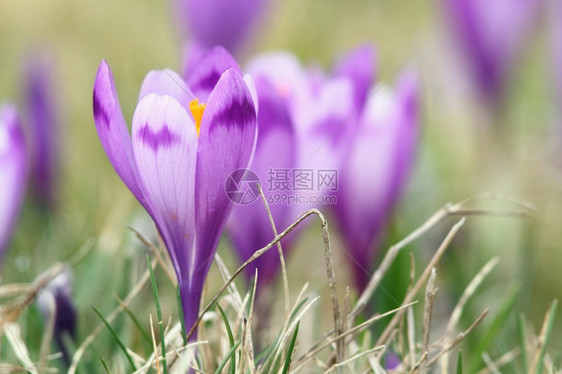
92;48;257;340
244;46;418;292
0;104;27;260
227;77;296;287
24;53;59;208
173;0;269;55
37;270;76;366
228;46;374;288
334;71;419;290
385;351;401;370
246;46;374;183
445;0;541;102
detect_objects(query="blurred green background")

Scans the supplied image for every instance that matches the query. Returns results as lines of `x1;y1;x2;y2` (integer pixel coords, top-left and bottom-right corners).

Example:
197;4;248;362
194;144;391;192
0;0;560;367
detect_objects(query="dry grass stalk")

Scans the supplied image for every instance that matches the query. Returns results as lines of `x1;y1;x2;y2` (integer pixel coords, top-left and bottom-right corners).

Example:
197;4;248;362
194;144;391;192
38;293;56;373
375;217;466;348
349;196;534;326
482;352;501;374
4;323;39;373
183;208;344;365
477;348;520;374
439;256;499;372
420;267;437;374
407;305;416;371
426;309;489;367
530;299;558;374
257;183;291;318
128;225;176;284
292;301;417;371
149;314;162;374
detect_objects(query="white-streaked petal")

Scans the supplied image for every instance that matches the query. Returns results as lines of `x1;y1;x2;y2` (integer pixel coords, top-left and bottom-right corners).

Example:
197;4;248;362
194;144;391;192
132;94;198;280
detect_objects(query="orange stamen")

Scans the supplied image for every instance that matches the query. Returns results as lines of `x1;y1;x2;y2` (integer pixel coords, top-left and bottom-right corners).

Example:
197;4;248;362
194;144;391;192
189;99;206;136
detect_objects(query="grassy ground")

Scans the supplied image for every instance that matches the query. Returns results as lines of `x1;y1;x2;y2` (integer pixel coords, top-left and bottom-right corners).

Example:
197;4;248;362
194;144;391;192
0;0;560;372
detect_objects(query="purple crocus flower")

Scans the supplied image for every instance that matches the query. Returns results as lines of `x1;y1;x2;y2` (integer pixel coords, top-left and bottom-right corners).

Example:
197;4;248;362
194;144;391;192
173;0;269;55
0;104;27;260
92;49;257;340
227;46;375;288
334;71;419;290
24;53;59;208
444;0;541;102
37;270;77;366
226;77;296;287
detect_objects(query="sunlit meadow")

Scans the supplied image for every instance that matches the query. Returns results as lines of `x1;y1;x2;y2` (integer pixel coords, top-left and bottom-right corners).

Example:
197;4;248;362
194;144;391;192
0;0;561;372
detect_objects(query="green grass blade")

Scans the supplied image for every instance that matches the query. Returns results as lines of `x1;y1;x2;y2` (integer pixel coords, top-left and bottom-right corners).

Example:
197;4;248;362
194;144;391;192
100;356;111;373
535;299;558;374
217;304;236;374
469;285;519;372
147;255;169;374
258;332;283;372
281;322;300;374
92;306;137;371
176;285;187;346
214;341;241;374
288;298;308;323
518;314;528;372
258;297;309;371
117;296;152;348
456;350;463;374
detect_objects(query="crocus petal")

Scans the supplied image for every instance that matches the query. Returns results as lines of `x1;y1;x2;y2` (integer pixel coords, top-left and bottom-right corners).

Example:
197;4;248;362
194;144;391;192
243;74;259;115
25;53;58;207
195;68;257;279
246;52;313;113
227;77;295;285
334;44;376;111
93;60;145;206
445;0;541;100
181;40;207;80
0;105;27;259
138;69;195;110
335;72;419;290
174;0;269;54
185;46;241;102
131;94;198;281
297;77;355;174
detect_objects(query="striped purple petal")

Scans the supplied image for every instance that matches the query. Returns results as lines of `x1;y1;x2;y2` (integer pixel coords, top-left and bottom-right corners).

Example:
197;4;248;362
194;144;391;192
194;68;257;283
132;94;198;283
185;46;241;102
227;77;296;287
93;61;146;207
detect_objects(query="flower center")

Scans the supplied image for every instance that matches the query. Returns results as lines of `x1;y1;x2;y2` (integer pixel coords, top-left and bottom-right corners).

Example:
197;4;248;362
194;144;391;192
189;99;206;136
